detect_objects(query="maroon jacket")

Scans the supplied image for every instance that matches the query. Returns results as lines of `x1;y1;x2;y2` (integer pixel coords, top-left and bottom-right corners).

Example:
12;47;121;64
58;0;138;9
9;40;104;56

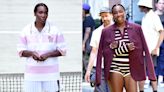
96;22;156;85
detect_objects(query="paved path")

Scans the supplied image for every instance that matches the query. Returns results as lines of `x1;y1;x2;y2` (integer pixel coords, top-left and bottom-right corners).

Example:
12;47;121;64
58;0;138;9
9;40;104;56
82;82;164;92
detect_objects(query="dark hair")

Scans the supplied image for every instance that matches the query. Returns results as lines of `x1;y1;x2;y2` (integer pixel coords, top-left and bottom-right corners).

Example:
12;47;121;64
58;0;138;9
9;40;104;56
85;10;90;14
155;0;159;3
111;4;125;13
34;3;49;13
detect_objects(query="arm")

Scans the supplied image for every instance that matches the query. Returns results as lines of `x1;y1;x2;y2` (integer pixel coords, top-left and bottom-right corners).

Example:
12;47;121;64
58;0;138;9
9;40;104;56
85;47;97;82
39;50;62;61
152;14;164;55
21;50;34;57
152;30;164;55
22;50;41;61
156;30;164;48
40;30;66;61
83;27;91;51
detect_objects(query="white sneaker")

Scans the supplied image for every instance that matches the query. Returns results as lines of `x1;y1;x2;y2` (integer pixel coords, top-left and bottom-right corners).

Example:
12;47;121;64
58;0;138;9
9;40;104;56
144;83;149;89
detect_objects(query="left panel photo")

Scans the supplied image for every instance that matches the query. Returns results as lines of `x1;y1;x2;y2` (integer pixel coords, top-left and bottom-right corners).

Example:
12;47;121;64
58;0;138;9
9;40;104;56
0;0;82;92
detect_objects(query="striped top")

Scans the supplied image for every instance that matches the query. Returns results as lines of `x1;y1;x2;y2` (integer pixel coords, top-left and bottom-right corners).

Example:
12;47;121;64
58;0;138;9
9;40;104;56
111;29;130;73
17;21;66;81
113;29;130;58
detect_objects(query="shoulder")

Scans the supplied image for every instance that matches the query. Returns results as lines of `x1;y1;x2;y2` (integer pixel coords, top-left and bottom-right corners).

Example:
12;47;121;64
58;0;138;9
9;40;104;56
86;16;94;21
84;16;95;24
92;25;103;37
98;24;115;38
128;22;141;30
48;22;61;34
149;10;160;18
93;25;103;33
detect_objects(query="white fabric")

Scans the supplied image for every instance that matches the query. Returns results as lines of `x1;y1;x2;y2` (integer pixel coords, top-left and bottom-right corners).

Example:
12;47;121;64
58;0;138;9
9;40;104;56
90;25;104;68
24;81;58;92
17;21;66;81
141;10;163;54
24;73;60;81
138;0;153;8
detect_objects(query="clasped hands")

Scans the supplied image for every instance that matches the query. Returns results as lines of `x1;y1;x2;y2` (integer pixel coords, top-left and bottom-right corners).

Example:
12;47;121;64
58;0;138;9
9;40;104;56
32;51;49;62
109;41;135;51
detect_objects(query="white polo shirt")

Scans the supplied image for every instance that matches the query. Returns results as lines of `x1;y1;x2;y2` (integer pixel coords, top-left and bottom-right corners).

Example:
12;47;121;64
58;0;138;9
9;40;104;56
17;21;66;81
141;10;163;54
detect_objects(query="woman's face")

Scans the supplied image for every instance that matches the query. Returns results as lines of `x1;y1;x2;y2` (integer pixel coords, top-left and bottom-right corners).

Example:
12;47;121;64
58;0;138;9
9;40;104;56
112;5;125;24
156;0;164;11
35;6;48;23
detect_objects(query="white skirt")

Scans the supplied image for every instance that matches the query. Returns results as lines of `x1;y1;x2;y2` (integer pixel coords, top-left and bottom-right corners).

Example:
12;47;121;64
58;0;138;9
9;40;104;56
24;80;59;92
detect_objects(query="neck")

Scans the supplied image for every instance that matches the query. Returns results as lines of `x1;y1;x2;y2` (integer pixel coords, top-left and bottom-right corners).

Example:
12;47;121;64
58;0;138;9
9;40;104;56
35;21;45;32
155;10;163;15
116;21;126;28
103;22;109;27
103;20;113;27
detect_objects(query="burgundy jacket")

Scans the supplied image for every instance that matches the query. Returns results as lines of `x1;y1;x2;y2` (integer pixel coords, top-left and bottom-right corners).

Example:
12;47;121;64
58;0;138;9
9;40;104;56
96;22;156;85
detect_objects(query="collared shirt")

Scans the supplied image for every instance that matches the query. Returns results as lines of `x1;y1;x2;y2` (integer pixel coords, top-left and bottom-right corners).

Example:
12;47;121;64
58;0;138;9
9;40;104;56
90;22;113;68
141;10;163;54
17;21;66;81
90;25;104;67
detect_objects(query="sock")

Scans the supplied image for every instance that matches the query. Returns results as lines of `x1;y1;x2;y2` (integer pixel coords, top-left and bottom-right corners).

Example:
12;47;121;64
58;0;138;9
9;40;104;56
158;75;163;84
153;91;157;92
140;91;144;92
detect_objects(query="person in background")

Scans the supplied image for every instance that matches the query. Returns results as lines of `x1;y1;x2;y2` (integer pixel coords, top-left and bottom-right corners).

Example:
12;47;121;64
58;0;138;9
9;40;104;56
138;0;164;92
82;3;95;80
85;7;113;92
155;0;164;87
17;3;66;92
96;4;156;92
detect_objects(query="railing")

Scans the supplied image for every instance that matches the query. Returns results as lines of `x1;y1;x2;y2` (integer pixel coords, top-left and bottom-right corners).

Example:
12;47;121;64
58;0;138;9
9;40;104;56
0;72;82;92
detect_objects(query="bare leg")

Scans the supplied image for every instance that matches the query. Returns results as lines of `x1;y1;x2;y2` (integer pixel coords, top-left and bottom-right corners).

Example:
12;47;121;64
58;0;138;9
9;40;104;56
108;72;124;92
139;81;145;92
124;74;137;92
151;81;158;91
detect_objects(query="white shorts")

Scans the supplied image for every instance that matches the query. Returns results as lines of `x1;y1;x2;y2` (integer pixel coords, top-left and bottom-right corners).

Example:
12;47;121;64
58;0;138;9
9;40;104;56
24;81;59;92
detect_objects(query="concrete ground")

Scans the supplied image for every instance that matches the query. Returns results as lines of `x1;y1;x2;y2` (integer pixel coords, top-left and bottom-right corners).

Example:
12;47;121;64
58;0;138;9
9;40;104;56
82;82;164;92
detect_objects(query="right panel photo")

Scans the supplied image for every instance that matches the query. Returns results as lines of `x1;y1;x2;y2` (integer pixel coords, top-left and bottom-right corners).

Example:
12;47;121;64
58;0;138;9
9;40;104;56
82;0;164;92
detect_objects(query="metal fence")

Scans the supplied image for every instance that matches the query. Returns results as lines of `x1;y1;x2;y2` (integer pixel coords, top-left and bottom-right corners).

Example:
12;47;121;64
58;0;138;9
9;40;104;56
0;72;82;92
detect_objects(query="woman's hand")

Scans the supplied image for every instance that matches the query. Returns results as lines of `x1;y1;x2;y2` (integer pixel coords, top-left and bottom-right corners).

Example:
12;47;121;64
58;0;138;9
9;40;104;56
127;42;135;51
39;53;49;61
110;41;118;49
32;51;41;61
32;52;49;62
